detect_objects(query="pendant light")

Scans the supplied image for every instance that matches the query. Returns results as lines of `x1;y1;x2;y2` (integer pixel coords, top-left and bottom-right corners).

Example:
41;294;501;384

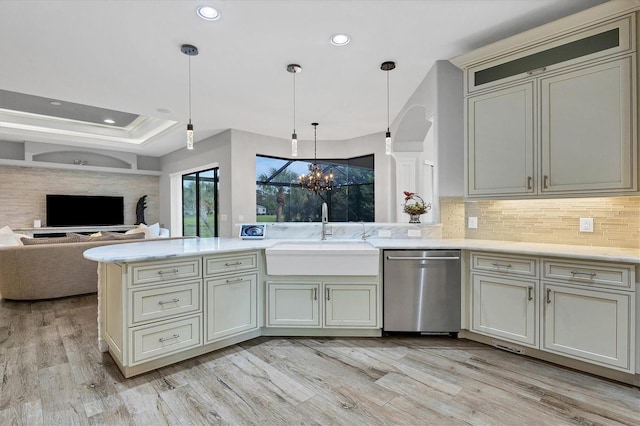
181;44;198;150
299;123;334;193
287;64;302;157
381;61;396;155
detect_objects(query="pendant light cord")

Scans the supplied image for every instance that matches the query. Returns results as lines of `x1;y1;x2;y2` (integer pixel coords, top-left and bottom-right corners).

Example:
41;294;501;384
386;69;390;132
293;72;296;134
188;55;192;125
313;123;317;162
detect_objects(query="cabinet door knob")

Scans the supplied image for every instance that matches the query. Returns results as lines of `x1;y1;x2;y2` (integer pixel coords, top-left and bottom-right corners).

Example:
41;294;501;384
527;286;534;301
546;288;552;304
313;288;317;301
543;175;549;189
326;288;331;301
527;176;533;190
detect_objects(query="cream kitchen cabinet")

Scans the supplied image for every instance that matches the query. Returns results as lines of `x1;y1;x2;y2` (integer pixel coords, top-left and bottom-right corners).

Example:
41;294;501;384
467;83;535;196
267;282;321;327
470;253;539;347
541;258;635;371
205;272;258;342
542;282;631;370
468;251;636;374
203;251;259;342
324;283;377;328
102;258;205;377
454;9;638;198
100;251;261;378
539;57;634;194
266;280;379;330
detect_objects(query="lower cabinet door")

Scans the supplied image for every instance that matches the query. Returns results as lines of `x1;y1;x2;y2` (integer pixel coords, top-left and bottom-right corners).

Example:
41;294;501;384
471;273;537;347
542;282;631;371
205;273;257;342
267;282;321;327
325;284;377;328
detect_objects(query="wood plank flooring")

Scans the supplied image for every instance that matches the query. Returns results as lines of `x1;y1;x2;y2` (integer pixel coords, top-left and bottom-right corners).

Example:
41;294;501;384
1;294;638;425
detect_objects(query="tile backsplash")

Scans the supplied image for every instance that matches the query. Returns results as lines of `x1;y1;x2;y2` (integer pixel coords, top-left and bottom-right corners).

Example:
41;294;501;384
441;196;640;249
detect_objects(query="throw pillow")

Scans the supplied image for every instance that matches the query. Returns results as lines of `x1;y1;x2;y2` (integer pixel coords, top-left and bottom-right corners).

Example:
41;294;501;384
67;232;92;242
21;236;74;245
147;223;160;238
0;226;21;246
104;232;145;240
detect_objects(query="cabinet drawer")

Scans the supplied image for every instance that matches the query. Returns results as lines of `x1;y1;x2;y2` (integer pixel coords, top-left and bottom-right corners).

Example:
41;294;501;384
471;252;538;277
130;259;202;286
131;280;201;325
204;252;257;276
542;259;633;290
131;315;202;364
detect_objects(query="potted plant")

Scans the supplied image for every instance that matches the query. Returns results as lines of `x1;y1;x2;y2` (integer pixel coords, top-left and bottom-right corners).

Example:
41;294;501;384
402;191;431;223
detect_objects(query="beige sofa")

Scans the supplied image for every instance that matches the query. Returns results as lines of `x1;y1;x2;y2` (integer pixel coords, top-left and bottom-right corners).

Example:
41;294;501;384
0;237;180;300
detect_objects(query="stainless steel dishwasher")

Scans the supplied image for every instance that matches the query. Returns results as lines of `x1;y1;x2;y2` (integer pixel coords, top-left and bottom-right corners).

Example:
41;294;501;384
383;250;461;336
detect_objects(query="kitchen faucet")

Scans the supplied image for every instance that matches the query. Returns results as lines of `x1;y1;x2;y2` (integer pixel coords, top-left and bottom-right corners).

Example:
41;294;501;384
321;202;332;240
360;221;367;241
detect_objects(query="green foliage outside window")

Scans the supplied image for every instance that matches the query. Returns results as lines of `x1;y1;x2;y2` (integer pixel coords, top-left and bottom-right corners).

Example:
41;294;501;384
256;155;374;222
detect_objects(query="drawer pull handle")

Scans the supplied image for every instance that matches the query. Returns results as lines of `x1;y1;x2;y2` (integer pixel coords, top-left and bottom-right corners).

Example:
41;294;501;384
226;277;244;283
225;261;242;267
158;298;180;306
527;176;532;190
491;262;512;269
326;288;330;301
158;269;179;275
527;66;547;76
543;175;549;189
159;334;180;343
546;288;552;304
527;286;533;301
570;270;596;279
313;288;317;301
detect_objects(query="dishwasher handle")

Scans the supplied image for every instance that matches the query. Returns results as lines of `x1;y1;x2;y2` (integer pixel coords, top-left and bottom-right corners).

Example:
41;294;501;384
386;256;460;261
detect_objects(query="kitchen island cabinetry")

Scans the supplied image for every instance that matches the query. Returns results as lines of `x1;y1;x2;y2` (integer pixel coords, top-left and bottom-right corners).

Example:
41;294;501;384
265;278;380;334
99;251;261;378
203;252;259;343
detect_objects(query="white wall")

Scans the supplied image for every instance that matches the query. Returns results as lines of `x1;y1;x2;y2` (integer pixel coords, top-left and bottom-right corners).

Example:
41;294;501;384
158;61;462;235
159;130;232;236
159;128;391;236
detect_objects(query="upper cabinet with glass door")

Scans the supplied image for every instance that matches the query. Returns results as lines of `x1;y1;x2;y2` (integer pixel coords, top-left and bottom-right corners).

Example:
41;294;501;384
451;1;639;199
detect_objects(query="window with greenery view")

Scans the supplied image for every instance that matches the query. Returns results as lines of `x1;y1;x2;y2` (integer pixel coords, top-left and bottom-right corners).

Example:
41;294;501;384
183;168;219;237
256;154;374;222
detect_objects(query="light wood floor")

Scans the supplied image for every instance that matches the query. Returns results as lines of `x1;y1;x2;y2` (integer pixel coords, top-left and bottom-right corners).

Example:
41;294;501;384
1;294;638;425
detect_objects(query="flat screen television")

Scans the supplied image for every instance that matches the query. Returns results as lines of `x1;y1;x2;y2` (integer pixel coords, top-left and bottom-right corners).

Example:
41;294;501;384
46;194;124;227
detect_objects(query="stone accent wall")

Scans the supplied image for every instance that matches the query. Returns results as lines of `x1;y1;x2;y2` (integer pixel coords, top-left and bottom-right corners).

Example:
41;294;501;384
440;196;640;249
0;166;160;228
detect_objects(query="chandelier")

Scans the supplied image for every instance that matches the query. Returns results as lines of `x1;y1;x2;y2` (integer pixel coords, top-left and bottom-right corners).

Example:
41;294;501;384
299;122;334;193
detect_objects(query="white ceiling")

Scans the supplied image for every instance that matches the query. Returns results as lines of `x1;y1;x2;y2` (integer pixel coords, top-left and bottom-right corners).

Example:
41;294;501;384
0;0;607;157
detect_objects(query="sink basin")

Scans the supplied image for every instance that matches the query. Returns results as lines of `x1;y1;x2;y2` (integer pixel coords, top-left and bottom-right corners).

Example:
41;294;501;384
265;241;379;276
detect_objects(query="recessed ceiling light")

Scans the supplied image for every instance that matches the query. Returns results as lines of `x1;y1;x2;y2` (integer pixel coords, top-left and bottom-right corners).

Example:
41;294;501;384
330;34;350;46
49;101;62;106
104;118;115;124
197;6;220;21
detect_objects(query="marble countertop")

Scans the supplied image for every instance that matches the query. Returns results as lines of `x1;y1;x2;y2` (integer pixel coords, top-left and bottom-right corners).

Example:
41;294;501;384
83;237;640;264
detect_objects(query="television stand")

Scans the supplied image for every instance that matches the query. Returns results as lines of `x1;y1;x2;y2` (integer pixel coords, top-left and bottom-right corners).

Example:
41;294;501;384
14;225;137;238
